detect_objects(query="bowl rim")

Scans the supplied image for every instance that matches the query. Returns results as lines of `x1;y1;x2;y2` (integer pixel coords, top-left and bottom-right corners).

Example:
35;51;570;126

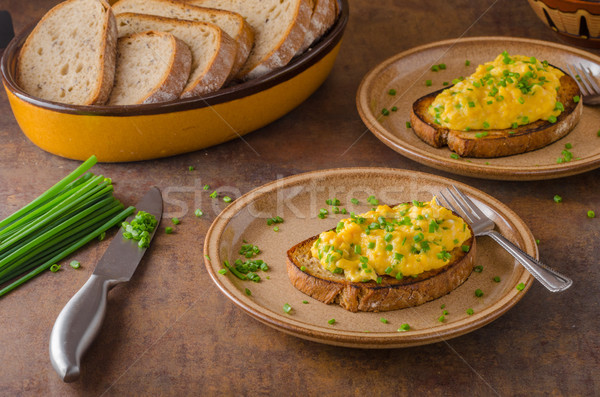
1;0;348;117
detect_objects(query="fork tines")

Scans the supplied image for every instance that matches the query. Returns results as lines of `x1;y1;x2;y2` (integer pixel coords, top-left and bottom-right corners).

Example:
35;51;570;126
566;64;600;97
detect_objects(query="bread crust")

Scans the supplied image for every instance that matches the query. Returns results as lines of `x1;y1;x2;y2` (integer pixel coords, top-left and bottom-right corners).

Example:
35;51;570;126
410;71;583;158
114;13;236;97
286;222;476;313
180;24;237;97
111;0;254;81
297;0;336;54
16;0;117;105
243;0;312;80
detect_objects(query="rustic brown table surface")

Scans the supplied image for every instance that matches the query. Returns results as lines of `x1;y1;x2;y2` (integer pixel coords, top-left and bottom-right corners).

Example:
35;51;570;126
1;0;599;395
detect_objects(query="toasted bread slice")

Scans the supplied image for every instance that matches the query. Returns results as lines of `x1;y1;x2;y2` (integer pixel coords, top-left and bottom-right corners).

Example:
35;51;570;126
115;12;236;97
16;0;117;105
296;0;336;54
111;0;253;80
287;228;476;313
410;73;583;158
107;31;191;105
188;0;312;80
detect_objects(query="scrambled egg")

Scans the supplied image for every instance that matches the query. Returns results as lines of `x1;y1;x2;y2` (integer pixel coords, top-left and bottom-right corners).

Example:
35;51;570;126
310;199;472;282
428;52;564;131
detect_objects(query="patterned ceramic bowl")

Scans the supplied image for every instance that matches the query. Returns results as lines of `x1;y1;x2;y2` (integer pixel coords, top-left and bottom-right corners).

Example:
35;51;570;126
528;0;600;47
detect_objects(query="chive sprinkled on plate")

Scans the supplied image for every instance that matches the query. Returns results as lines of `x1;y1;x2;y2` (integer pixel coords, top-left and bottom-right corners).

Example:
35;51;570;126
50;264;61;273
195;209;203;217
425;79;432;86
380;318;388;324
466;308;474;315
171;217;180;225
70;260;80;269
398;323;410;332
388;88;397;95
406;121;412;128
588;210;596;218
218;269;227;275
475;288;483;297
554;195;562;203
493;276;501;282
473;265;483;273
328;318;336;325
165;227;173;234
516;283;525;291
245;288;251;296
283;303;292;313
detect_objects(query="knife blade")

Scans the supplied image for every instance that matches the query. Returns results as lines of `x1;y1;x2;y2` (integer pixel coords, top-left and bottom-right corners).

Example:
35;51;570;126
49;187;162;382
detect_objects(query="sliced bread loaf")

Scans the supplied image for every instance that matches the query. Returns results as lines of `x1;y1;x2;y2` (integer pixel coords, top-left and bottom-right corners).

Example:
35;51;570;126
17;0;117;105
115;12;237;97
107;31;191;105
189;0;312;80
296;0;336;54
111;0;253;80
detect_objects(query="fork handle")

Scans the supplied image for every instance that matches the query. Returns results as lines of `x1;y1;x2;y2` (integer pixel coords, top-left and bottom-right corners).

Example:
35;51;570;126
484;231;572;292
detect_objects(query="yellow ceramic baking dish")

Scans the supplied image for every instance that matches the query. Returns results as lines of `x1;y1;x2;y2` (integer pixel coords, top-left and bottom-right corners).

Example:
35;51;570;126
1;0;348;162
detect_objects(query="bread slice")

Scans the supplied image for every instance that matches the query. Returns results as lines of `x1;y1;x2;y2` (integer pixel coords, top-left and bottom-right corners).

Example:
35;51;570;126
16;0;117;105
111;0;253;80
410;73;583;158
188;0;312;80
296;0;336;54
115;12;236;97
287;227;476;313
107;31;191;105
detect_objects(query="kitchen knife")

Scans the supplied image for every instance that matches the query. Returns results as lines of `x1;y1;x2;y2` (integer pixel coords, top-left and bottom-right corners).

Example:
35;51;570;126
49;187;162;382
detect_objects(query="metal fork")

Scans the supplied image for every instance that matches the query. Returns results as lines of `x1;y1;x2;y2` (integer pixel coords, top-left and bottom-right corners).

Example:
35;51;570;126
437;186;573;292
566;64;600;105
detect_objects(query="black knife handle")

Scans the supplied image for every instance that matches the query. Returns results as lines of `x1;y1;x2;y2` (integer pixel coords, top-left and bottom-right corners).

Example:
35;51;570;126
0;11;15;49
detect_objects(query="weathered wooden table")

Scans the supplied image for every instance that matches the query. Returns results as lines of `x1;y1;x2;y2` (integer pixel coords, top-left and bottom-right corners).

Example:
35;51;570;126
1;0;598;395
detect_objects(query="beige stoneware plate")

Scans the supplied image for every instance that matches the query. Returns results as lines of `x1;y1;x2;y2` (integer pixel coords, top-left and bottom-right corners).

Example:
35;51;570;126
204;168;536;348
356;37;600;181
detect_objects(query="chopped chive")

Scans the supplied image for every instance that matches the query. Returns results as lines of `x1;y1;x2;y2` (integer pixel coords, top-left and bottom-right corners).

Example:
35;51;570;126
438;315;445;322
406;121;412;128
461;245;470;252
388;88;397;95
223;196;232;203
376;276;382;284
283;303;292;313
473;265;483;273
573;95;580;103
475;289;483;297
188;166;195;171
466;308;474;315
203;184;210;190
165;227;173;234
565;143;572;149
554;195;562;203
431;65;439;72
171;217;180;225
218;268;227;275
209;191;218;199
548;115;557;123
50;264;61;273
391;106;398;112
493;276;501;282
273;226;279;232
465;60;470;66
516;283;525;291
302;300;309;304
588;210;595;218
398;323;410;332
300;265;307;271
195;209;203;217
351;198;359;205
328;318;336;325
450;153;460;160
380;317;388;324
245;288;252;296
439;63;446;70
381;108;390;116
425;80;432;86
69;260;80;269
368;242;375;249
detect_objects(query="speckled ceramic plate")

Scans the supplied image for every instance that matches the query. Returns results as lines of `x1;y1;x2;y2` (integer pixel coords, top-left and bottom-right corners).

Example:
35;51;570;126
204;168;536;348
356;37;600;181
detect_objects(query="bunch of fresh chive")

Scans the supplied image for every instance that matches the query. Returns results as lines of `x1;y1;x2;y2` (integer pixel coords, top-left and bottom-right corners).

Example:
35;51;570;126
0;156;135;297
